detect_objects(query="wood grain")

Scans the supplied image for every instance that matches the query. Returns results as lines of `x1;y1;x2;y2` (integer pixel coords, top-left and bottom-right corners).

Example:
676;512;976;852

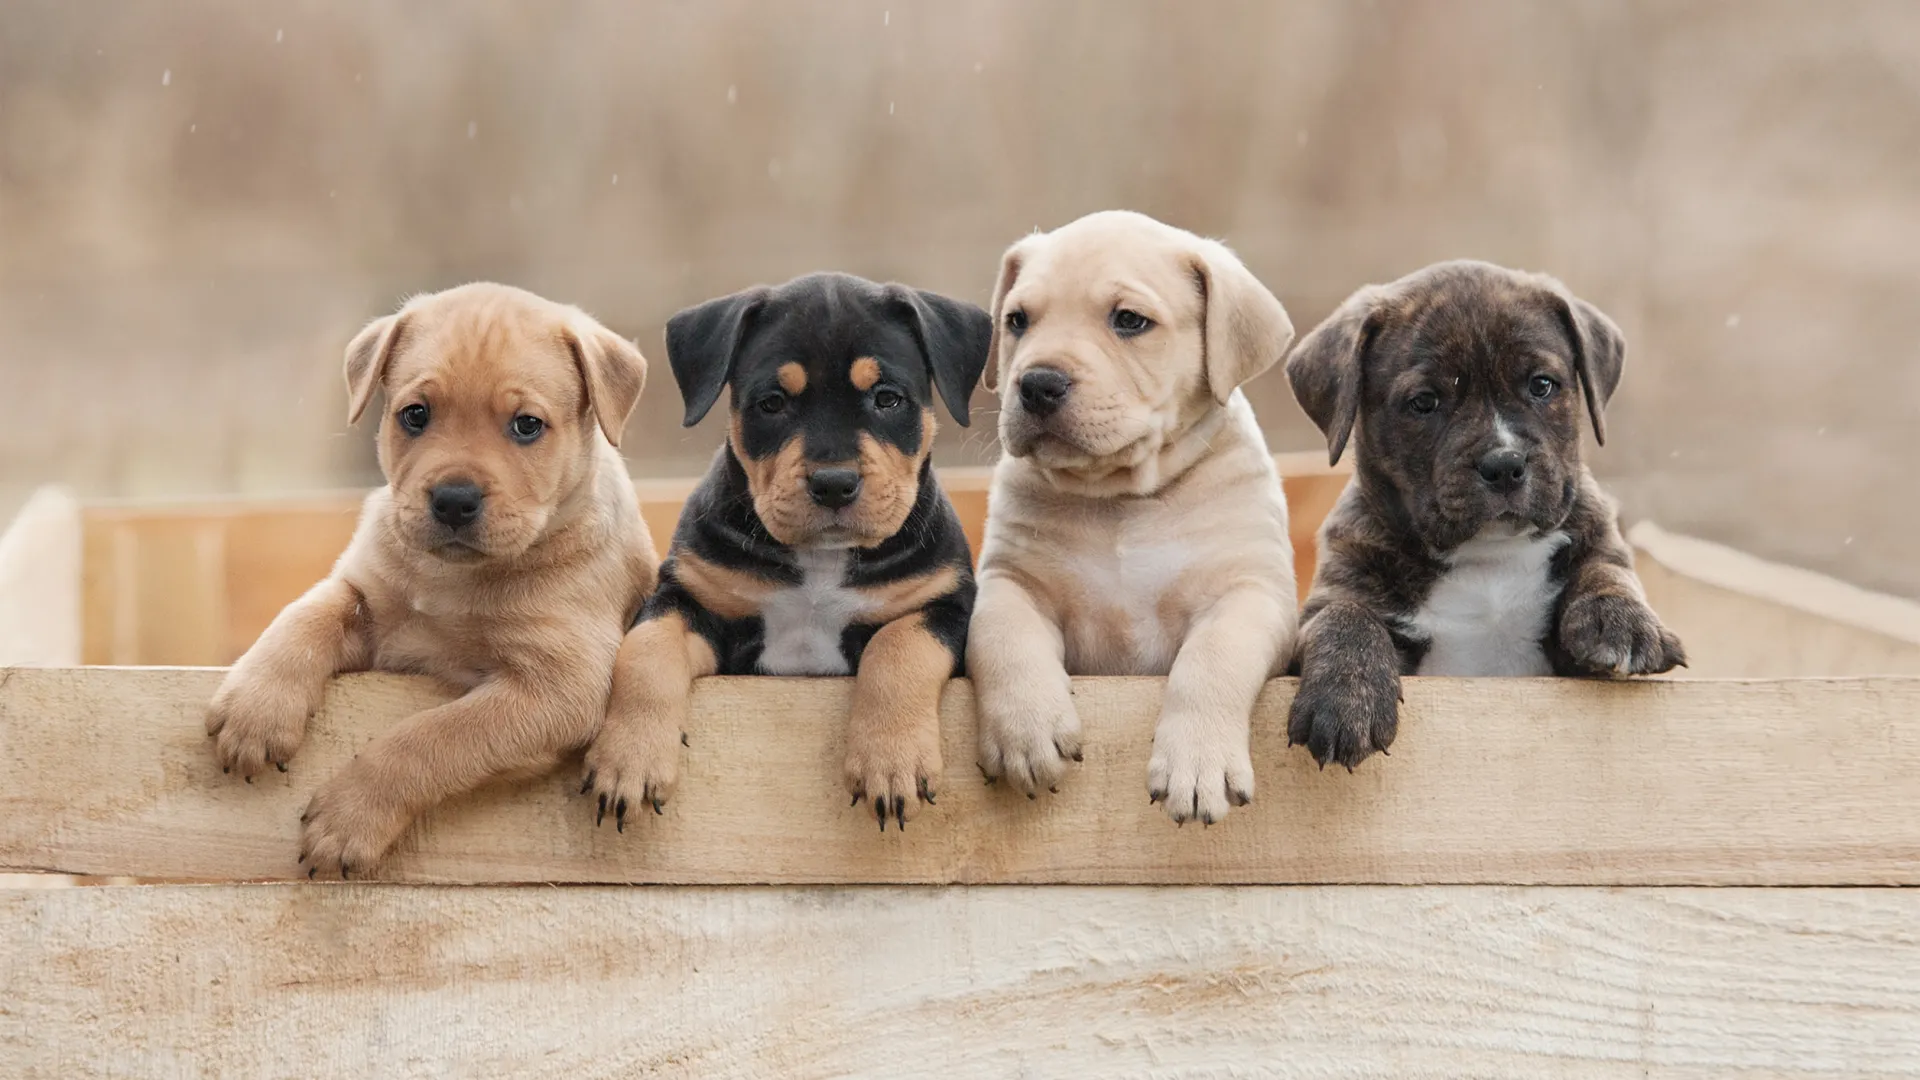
3;666;1917;885
0;486;82;666
4;883;1918;1078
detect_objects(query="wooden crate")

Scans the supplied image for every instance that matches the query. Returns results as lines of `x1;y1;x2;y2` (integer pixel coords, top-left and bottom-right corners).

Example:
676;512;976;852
5;456;1920;1076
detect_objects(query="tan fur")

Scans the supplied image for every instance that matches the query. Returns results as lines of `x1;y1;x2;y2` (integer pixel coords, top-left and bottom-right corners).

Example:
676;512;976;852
848;356;881;391
844;613;950;825
582;611;717;822
970;211;1300;825
777;362;808;396
205;282;657;875
729;418;820;547
855;565;962;626
674;551;777;620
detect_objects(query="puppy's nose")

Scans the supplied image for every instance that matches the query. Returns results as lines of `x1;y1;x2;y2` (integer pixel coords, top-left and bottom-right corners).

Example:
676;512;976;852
1475;448;1528;494
1017;367;1073;418
807;468;862;510
429;482;485;528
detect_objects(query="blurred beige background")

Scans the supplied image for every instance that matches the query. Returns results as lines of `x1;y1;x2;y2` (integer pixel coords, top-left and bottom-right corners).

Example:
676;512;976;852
2;0;1915;597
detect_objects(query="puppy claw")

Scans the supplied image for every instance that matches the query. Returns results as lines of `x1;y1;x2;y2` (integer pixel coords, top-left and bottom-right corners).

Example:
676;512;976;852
680;732;689;747
852;793;864;808
275;761;288;773
580;771;596;795
308;866;317;880
651;797;664;816
596;794;607;827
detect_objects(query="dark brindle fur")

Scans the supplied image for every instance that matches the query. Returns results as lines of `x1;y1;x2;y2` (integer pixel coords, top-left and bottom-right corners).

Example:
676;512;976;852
1284;260;1685;770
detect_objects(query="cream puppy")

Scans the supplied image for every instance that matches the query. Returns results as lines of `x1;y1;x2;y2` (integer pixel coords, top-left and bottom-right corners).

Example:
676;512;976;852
970;210;1299;825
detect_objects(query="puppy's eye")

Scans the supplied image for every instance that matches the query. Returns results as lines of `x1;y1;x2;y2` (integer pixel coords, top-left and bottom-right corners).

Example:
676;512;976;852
757;392;788;416
872;388;904;410
1004;310;1028;336
1110;308;1153;336
508;414;545;444
1407;390;1440;416
1528;375;1559;401
397;404;430;434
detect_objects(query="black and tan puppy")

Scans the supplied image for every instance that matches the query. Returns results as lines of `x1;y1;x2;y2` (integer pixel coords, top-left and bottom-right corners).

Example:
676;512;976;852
583;272;989;830
1285;260;1685;769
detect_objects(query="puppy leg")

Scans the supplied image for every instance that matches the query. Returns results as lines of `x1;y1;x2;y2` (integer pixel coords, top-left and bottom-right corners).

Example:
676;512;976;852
1288;599;1402;770
1149;588;1287;825
300;665;604;876
970;573;1079;797
1558;554;1686;677
207;577;369;779
583;612;716;829
846;611;954;832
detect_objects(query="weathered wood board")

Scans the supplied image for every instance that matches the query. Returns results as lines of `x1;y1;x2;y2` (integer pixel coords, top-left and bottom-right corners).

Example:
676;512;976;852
4;666;1917;885
4;883;1918;1078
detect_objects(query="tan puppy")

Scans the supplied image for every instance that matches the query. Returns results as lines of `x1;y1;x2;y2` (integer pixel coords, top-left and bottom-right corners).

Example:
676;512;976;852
970;210;1299;825
206;282;655;876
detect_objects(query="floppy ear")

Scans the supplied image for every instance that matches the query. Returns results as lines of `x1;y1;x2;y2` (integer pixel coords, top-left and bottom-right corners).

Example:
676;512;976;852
664;287;768;427
1190;238;1295;405
563;312;648;448
885;286;992;426
343;308;410;425
1541;281;1625;447
1285;285;1385;466
981;236;1034;392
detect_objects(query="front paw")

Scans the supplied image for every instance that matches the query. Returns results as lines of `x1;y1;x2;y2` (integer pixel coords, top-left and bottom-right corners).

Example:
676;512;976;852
1288;661;1400;770
206;669;310;780
845;722;941;833
581;711;684;832
1147;715;1254;826
299;763;414;879
977;690;1082;799
1560;593;1687;676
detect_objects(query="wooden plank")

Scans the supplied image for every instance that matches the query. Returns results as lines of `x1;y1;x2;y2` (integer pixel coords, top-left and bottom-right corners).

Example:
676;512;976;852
1632;521;1920;677
0;486;83;666
4;883;1918;1078
3;667;1917;885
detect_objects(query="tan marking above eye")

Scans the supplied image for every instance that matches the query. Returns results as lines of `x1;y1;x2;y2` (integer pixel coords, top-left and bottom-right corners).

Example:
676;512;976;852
850;357;881;391
777;363;808;396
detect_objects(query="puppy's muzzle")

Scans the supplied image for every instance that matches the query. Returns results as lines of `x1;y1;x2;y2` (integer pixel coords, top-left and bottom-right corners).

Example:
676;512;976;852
1017;367;1072;418
1475;448;1528;495
429;481;485;529
807;468;862;510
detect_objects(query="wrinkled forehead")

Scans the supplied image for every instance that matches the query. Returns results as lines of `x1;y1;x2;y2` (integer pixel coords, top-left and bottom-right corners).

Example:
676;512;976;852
387;304;583;405
1372;280;1574;381
1013;231;1199;319
742;296;927;394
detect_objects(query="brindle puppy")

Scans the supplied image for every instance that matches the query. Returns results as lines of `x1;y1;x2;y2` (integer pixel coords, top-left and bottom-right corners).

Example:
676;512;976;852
1285;260;1685;769
582;272;989;831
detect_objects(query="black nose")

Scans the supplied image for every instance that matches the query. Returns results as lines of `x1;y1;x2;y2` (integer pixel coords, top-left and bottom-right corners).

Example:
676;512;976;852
1017;368;1073;418
807;468;862;509
429;482;485;528
1476;448;1528;494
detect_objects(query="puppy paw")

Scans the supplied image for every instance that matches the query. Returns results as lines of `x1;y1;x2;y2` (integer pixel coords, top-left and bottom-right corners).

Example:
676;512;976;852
1560;593;1687;676
845;722;941;833
299;763;414;879
206;670;309;780
1288;663;1400;770
1147;715;1254;826
581;713;684;832
977;693;1082;799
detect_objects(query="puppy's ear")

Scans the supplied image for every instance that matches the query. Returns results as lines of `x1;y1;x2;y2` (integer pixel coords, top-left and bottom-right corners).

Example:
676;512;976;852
1189;239;1295;406
1543;283;1626;447
343;308;410;425
1285;285;1385;466
664;287;769;427
563;313;648;448
982;236;1034;392
885;286;992;426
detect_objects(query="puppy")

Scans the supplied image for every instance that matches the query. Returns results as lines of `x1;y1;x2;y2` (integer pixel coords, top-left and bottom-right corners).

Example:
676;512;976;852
206;283;655;875
969;210;1300;826
582;273;988;832
1285;259;1686;768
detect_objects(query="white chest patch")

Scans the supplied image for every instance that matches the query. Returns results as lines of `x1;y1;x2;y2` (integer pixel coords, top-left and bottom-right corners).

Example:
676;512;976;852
1062;535;1188;676
1410;528;1569;677
757;549;876;676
